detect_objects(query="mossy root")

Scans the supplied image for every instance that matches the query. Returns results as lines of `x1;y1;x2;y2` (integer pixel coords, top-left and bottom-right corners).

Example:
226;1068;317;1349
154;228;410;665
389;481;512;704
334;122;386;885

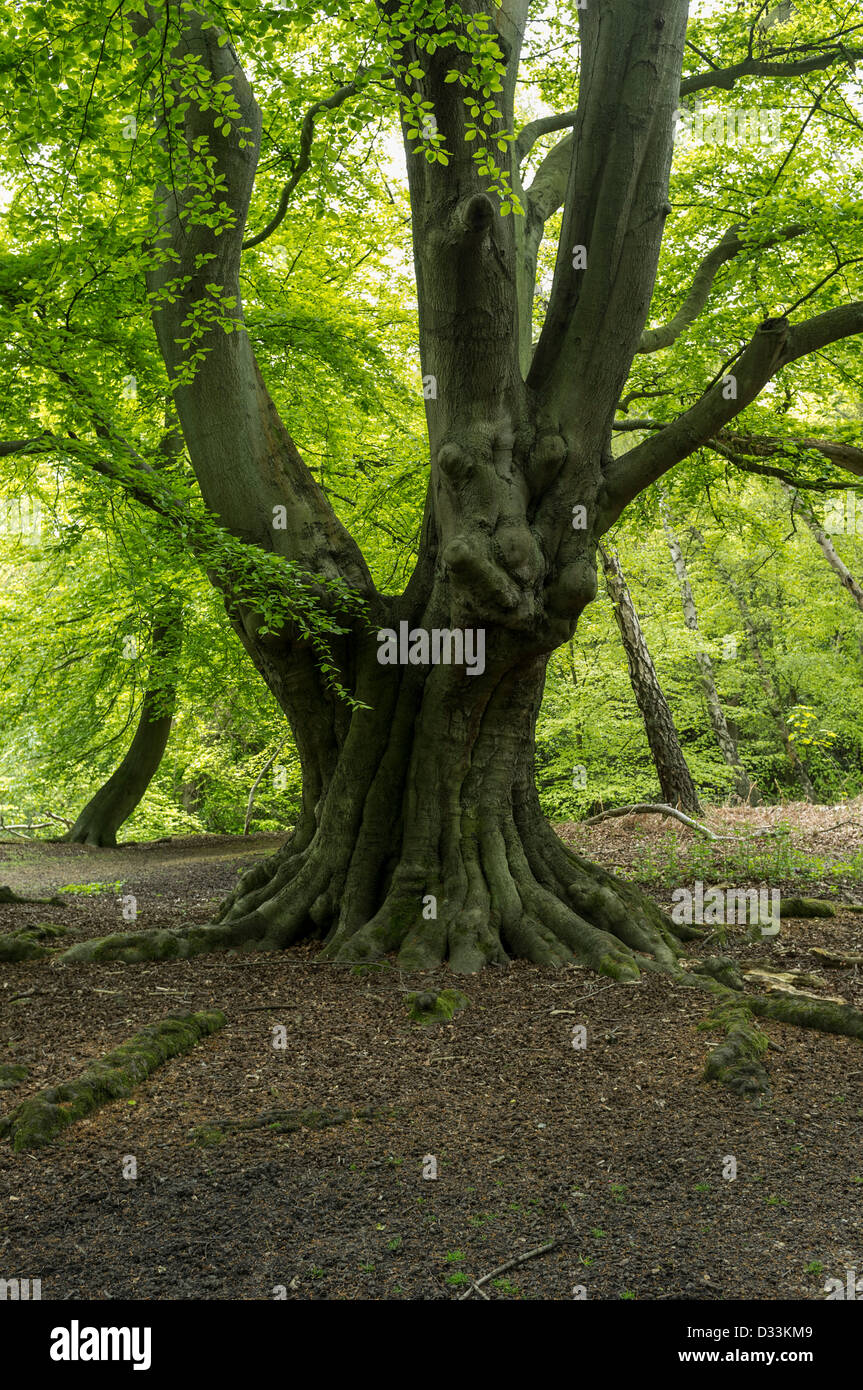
701;999;771;1097
0;1010;226;1151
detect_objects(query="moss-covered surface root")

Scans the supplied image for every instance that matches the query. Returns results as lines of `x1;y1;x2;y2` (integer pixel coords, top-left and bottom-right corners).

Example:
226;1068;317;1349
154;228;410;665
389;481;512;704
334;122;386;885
0;1010;226;1151
189;1104;387;1145
700;999;771;1097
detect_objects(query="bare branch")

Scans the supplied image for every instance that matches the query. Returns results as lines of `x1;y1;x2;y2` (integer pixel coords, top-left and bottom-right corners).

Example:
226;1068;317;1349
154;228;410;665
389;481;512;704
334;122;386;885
242;76;370;250
580;802;719;838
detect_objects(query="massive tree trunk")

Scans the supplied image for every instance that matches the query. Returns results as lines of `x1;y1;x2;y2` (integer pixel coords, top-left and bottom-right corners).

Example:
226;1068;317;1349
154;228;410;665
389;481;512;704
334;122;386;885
659;499;756;802
63;604;182;847
599;544;702;814
60;0;863;972
68;624;686;972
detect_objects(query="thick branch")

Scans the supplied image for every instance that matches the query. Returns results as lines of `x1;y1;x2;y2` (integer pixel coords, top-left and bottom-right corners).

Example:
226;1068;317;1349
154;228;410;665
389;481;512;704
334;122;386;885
529;0;689;438
637;224;806;354
600;302;863;527
679;45;863;98
131;4;373;596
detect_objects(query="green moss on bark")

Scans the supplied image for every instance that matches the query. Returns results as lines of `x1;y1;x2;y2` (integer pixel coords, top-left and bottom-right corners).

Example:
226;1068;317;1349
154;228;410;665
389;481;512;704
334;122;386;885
0;1010;226;1151
0;932;50;962
748;991;863;1039
0;923;70;962
779;897;836;919
0;1063;29;1090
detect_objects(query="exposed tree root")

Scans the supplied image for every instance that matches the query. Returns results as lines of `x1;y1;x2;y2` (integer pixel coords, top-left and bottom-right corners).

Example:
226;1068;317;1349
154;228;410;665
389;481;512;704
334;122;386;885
0;886;63;906
189;1104;388;1146
0;1011;225;1151
681;957;863;1096
0;924;69;961
55;819;701;977
700;998;771;1097
406;989;469;1023
0;1063;29;1090
747;990;863;1039
779;897;837;919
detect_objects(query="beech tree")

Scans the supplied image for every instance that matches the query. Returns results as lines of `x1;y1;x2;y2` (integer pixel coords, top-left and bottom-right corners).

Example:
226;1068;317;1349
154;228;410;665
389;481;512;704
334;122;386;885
3;0;863;974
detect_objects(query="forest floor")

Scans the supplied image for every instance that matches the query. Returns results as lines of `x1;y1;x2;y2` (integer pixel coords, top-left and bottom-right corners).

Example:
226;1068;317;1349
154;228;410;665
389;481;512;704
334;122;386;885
1;801;862;1301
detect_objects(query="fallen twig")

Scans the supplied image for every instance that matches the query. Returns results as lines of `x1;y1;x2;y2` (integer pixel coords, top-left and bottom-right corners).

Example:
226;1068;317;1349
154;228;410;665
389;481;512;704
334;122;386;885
579;802;788;842
457;1240;557;1299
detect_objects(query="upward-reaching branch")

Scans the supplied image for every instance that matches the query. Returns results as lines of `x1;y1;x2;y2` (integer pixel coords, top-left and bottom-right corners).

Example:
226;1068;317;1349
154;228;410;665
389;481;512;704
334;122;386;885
242;75;373;250
130;3;374;599
528;0;688;439
637;223;806;354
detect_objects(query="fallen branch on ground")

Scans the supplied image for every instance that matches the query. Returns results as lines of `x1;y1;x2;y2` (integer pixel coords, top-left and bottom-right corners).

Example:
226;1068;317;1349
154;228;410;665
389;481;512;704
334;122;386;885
457;1240;558;1300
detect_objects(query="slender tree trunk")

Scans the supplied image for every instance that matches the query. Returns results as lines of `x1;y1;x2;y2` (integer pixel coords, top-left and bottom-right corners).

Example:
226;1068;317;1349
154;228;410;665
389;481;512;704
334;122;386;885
784;486;863;651
63;604;182;847
599;544;702;814
659;499;756;802
706;544;816;801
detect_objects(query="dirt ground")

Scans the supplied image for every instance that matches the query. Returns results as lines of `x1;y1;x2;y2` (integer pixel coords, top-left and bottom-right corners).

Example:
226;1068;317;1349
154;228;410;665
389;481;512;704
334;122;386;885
0;807;861;1302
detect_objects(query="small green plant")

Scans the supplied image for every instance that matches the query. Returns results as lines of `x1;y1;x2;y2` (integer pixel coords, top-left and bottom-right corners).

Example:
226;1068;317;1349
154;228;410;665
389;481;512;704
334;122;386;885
621;1290;636;1300
492;1277;519;1296
806;1261;824;1275
445;1271;470;1287
59;880;124;895
468;1211;498;1226
445;1250;465;1263
387;1236;402;1252
694;1182;710;1192
591;1228;606;1239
